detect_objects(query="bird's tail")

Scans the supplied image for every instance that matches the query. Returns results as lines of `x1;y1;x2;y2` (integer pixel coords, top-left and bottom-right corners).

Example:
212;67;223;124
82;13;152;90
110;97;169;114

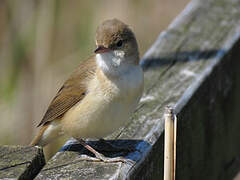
30;124;50;146
30;121;63;147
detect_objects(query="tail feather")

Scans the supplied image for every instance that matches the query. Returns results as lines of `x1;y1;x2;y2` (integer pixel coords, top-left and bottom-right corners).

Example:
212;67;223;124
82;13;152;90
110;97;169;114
30;124;49;146
30;120;63;147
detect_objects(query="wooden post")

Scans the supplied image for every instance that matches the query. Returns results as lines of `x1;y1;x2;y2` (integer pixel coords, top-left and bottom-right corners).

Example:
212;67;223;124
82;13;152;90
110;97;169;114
164;106;177;180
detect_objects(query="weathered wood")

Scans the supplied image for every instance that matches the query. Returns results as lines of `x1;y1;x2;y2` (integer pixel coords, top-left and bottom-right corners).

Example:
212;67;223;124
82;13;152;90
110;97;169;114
36;0;240;179
0;145;45;179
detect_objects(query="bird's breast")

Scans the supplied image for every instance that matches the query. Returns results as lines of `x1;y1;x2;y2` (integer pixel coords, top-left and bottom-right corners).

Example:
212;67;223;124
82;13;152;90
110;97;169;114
62;65;143;139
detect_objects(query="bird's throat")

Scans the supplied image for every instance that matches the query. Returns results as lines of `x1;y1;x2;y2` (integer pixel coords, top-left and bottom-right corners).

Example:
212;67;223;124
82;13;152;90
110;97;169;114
96;51;127;77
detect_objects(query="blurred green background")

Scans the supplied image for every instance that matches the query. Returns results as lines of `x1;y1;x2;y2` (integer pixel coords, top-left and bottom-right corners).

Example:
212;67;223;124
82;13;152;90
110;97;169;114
0;0;189;156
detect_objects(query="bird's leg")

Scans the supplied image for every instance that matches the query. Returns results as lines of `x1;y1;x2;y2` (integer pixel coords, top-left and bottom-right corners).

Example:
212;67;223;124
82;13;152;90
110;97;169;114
77;139;134;164
99;138;136;153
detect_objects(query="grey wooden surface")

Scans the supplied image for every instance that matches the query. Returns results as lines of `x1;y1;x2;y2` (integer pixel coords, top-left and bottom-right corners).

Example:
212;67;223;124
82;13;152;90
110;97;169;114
0;145;45;179
2;0;240;179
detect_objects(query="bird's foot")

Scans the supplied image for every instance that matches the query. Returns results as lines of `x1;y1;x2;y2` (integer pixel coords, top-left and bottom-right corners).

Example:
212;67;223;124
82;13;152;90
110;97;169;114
77;138;134;164
94;151;134;164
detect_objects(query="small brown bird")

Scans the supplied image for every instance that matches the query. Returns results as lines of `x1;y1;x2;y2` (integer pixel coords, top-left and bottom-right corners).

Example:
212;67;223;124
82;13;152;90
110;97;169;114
30;19;144;162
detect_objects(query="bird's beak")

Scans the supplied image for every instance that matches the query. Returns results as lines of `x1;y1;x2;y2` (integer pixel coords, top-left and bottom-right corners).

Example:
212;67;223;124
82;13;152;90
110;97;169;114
94;45;111;54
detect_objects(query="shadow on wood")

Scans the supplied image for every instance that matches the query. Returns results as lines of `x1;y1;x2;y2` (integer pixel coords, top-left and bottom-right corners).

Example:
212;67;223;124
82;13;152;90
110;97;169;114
141;49;225;70
60;139;151;163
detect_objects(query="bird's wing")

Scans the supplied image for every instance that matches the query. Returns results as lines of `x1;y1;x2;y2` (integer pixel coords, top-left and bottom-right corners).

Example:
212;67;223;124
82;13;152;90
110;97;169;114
37;55;97;127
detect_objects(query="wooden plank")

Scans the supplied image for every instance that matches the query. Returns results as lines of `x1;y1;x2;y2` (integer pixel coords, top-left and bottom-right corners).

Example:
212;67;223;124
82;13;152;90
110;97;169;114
36;0;240;179
0;145;45;179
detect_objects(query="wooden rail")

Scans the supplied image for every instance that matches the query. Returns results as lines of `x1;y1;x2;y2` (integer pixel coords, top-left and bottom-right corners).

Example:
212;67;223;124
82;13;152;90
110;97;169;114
1;0;240;179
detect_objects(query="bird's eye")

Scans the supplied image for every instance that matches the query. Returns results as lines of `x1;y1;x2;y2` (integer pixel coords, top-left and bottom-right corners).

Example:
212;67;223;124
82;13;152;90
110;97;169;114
116;40;123;47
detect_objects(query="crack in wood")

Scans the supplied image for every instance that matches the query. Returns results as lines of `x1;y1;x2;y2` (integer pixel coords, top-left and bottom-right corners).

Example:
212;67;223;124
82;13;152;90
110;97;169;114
0;161;32;171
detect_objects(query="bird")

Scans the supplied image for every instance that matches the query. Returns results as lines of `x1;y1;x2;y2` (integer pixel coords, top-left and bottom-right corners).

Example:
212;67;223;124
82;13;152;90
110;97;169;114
30;18;144;163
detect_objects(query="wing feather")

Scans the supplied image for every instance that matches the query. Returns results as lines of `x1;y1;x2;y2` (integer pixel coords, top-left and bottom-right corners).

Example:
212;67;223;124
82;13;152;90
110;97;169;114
37;55;96;127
